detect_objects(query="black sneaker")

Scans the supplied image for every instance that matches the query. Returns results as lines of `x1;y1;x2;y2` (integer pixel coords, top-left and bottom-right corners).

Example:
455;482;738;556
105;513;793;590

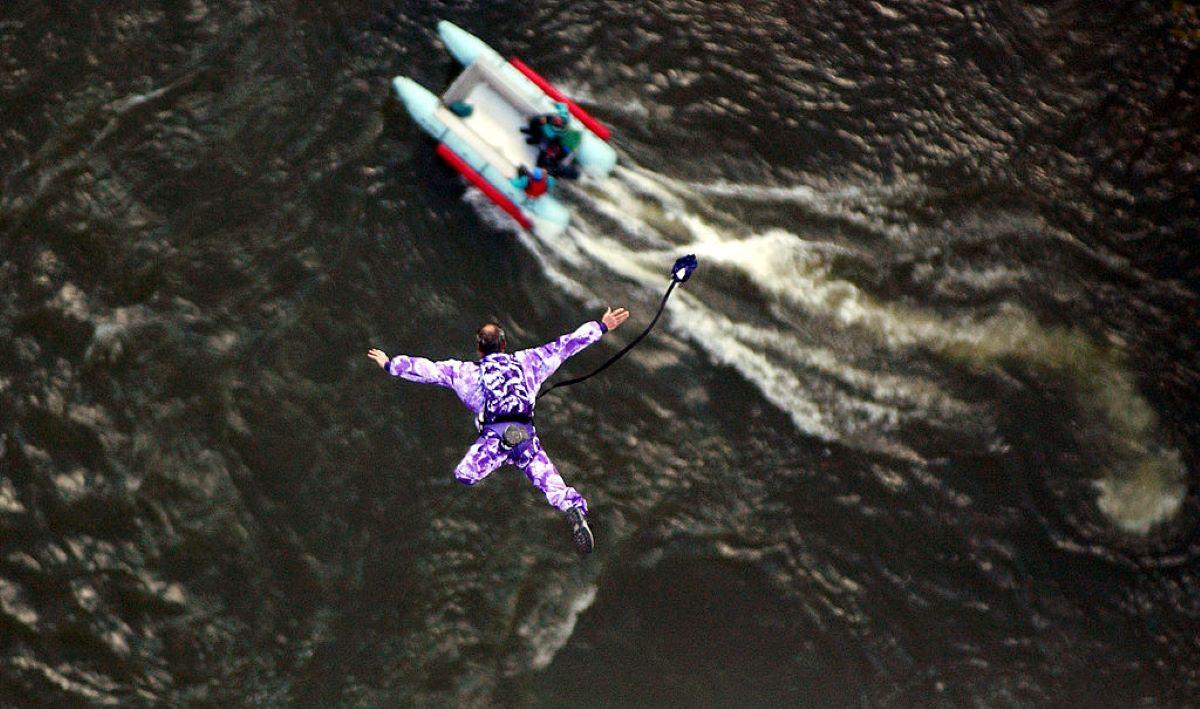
566;506;593;555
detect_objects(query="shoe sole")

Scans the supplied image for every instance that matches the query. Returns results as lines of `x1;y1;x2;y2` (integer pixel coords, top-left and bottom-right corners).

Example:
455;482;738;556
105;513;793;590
570;513;594;555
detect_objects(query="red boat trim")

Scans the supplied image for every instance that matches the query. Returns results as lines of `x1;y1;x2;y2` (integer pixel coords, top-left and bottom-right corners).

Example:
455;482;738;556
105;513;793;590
435;143;532;230
508;57;612;142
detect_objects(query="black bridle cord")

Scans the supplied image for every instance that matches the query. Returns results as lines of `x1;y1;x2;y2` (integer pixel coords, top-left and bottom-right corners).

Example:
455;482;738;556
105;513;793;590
538;254;698;400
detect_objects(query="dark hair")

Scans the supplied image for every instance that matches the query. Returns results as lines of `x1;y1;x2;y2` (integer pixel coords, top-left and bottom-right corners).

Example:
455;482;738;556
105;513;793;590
476;322;506;355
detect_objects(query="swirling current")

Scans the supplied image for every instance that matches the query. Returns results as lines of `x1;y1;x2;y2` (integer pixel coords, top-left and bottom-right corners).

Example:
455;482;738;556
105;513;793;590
1;0;1198;705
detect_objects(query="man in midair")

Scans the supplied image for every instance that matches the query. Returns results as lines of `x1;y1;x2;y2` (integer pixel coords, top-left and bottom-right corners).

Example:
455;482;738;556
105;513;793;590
367;306;630;553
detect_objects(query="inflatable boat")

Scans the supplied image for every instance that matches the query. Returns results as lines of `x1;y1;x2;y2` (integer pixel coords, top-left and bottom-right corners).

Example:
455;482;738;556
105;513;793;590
392;21;617;236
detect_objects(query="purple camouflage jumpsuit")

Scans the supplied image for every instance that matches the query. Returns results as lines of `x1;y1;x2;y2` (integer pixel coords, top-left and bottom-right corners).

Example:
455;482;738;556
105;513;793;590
384;321;608;515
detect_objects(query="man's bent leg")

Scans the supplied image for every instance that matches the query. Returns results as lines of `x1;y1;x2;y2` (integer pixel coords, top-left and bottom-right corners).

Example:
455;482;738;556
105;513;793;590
517;436;587;513
454;435;506;486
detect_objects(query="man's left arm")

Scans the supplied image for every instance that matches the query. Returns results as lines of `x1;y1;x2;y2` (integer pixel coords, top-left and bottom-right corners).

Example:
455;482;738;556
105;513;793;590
367;348;462;388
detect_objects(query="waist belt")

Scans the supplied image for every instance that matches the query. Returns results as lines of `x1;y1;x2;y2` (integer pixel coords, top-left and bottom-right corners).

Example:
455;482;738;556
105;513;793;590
485;413;533;425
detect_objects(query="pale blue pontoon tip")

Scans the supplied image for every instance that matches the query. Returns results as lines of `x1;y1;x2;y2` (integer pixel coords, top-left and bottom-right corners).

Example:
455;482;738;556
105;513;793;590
578;133;618;176
392;77;438;117
437;20;500;67
527;196;571;234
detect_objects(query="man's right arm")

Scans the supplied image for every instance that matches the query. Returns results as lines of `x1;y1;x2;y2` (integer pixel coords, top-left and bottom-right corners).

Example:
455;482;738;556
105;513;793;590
517;321;606;389
516;307;630;389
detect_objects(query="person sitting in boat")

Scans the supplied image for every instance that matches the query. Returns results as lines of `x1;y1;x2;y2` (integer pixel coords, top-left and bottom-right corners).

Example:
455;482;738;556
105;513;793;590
521;102;571;145
536;139;580;180
522;105;582;180
511;165;555;198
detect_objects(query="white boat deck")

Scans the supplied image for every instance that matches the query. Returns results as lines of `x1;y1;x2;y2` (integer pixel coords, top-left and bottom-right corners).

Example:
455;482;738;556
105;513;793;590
432;103;515;175
461;83;539;170
440;60;543;180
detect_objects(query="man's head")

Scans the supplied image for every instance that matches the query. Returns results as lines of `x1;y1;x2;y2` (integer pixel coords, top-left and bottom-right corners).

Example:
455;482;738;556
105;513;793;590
476;322;506;355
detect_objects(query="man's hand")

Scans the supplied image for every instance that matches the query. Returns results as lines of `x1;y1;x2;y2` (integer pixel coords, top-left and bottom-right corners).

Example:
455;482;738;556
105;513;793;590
601;307;630;332
367;348;390;370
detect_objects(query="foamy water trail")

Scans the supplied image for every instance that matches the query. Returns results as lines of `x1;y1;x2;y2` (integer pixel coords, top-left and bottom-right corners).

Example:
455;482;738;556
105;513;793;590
519;201;949;461
467;162;1185;535
609;167;1185;535
621;164;923;241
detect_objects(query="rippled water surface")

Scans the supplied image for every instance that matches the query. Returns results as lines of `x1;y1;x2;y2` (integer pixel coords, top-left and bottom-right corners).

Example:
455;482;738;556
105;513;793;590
2;0;1198;704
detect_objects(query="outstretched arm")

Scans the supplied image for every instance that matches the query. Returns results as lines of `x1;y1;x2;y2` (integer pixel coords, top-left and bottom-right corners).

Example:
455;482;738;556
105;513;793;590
518;307;630;388
367;348;461;388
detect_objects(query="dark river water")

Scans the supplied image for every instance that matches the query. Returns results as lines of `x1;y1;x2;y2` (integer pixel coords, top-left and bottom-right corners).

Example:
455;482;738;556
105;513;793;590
2;0;1198;705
